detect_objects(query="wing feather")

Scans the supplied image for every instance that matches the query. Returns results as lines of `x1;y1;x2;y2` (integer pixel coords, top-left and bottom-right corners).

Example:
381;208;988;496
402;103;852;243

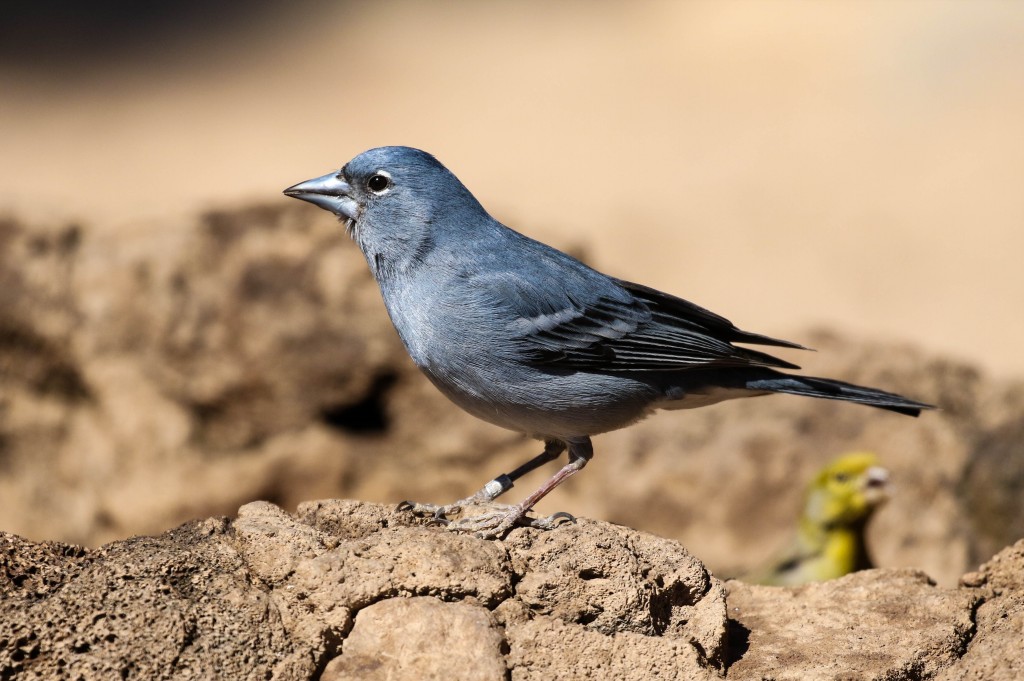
470;253;805;372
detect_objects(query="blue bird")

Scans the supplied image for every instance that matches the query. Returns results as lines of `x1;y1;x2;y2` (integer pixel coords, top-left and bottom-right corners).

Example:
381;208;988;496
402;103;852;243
284;146;932;538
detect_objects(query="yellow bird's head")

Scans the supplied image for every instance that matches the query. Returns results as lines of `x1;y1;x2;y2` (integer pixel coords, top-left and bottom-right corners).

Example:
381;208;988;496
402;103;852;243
803;451;890;530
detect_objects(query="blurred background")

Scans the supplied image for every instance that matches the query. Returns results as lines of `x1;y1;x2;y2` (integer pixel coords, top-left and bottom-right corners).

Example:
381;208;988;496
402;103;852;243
1;1;1023;585
3;0;1023;372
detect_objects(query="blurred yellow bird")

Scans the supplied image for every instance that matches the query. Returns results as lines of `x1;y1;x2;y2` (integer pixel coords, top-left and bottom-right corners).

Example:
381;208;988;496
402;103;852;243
744;452;890;586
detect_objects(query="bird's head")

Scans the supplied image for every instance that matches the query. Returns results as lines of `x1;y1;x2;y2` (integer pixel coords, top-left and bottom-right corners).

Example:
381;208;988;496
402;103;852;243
284;146;488;279
802;451;890;530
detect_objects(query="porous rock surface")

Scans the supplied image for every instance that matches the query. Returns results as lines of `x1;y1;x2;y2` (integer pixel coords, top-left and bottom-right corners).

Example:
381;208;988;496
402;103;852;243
2;501;1023;680
1;500;726;680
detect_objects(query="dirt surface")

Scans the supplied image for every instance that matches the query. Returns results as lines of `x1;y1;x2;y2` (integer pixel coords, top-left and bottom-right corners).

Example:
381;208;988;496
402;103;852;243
2;500;1022;680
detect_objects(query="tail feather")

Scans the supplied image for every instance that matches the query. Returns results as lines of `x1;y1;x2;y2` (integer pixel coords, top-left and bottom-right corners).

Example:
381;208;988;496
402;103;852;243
745;374;934;417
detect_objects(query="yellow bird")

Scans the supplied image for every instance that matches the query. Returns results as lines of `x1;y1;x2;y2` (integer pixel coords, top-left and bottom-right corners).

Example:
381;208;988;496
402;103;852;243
744;452;890;586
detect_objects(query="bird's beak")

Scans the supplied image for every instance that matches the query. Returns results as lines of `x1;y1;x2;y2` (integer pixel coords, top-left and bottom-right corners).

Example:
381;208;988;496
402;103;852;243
861;466;891;504
283;172;360;221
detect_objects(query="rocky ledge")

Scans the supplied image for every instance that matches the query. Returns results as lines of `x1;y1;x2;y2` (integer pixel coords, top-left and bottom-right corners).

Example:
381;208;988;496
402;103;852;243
2;500;1021;680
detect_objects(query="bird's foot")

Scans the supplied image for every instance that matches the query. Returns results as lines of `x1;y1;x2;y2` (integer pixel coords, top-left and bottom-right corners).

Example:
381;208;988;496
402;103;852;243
397;497;575;538
440;505;576;539
396;499;458;519
397;474;517;522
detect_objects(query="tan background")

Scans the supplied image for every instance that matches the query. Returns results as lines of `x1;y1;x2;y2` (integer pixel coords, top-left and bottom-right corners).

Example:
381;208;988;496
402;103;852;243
2;0;1022;377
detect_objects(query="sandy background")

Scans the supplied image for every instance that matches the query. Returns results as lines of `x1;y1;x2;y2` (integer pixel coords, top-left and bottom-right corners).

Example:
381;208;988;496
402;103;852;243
2;0;1022;377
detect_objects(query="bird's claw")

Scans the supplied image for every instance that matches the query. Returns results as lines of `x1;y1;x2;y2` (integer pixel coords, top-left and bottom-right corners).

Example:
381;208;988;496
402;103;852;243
427;511;450;527
530;511;576;530
441;507;576;539
398;499;574;539
439;510;517;539
397;500;461;517
397;474;516;520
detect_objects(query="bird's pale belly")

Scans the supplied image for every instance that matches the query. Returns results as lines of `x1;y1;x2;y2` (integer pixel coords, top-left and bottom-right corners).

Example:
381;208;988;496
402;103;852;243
419;359;662;441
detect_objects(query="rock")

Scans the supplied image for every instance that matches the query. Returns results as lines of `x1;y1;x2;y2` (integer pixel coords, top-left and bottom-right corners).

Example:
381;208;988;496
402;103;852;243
501;610;719;680
2;501;1022;679
321;597;506;681
960;417;1024;566
504;520;725;652
0;500;728;680
939;539;1024;681
726;570;978;680
0;517;305;680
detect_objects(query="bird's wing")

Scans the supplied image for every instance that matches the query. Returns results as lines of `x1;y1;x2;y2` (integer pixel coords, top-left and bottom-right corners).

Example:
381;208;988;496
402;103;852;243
742;538;825;586
472;258;805;372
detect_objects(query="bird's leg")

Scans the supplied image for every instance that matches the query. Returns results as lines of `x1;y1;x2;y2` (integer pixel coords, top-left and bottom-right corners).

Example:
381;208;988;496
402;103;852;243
397;440;567;519
442;437;594;539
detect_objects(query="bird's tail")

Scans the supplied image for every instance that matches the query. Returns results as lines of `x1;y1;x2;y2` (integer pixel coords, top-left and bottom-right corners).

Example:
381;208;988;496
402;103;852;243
744;373;934;416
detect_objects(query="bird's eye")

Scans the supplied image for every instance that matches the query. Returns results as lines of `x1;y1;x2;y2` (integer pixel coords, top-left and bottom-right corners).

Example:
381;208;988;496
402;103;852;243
366;172;392;194
833;472;849;483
